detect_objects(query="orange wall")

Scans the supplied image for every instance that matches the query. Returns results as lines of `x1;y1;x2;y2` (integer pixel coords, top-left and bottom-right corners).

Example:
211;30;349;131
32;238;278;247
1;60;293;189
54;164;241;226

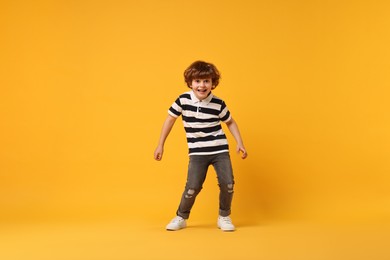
1;0;389;224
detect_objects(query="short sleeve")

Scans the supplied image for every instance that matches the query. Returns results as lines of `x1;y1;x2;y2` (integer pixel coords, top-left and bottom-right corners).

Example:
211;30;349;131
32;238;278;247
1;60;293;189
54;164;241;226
168;97;182;118
219;101;231;122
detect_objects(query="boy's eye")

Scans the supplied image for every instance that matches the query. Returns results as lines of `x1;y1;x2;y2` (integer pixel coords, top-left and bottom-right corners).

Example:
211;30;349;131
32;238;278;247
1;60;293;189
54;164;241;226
194;79;210;83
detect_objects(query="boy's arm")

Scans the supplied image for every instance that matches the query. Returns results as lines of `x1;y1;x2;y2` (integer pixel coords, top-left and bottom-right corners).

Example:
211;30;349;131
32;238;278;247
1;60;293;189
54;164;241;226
225;118;248;159
154;114;177;161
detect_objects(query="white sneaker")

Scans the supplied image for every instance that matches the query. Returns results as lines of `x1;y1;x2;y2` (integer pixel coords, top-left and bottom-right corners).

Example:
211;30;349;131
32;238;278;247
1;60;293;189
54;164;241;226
217;216;235;231
166;216;187;231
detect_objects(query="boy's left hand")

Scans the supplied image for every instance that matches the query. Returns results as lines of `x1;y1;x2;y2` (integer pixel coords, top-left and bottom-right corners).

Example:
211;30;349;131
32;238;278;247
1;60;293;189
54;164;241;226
237;146;248;159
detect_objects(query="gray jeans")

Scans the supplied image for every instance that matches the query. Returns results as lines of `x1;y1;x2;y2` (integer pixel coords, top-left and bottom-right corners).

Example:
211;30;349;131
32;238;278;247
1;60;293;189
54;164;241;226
176;152;235;219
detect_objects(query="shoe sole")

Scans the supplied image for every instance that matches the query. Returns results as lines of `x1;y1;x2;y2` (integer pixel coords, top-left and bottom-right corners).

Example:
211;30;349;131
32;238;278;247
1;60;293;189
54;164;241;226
166;227;185;231
217;225;235;232
166;224;186;231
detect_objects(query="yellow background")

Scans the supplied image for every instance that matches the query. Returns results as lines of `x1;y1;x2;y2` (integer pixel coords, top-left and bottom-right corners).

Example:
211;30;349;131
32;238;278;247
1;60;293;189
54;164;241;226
1;0;390;259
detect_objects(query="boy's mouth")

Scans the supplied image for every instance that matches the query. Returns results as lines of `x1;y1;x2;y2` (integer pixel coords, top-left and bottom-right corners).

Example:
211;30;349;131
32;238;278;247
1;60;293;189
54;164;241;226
197;89;207;93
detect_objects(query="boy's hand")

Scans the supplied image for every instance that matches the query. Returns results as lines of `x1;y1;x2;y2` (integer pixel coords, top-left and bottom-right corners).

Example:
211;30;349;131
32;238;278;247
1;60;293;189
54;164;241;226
236;146;248;159
154;146;164;161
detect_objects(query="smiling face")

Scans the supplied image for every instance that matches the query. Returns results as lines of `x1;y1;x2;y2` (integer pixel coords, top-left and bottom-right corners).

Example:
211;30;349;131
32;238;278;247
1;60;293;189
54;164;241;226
190;78;215;100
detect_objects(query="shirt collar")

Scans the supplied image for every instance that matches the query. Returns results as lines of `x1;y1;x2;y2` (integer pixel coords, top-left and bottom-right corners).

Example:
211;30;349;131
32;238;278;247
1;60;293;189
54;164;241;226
189;90;214;105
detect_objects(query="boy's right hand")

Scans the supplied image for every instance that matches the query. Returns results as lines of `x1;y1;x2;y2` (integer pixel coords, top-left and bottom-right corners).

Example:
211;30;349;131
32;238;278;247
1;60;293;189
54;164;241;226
154;146;164;161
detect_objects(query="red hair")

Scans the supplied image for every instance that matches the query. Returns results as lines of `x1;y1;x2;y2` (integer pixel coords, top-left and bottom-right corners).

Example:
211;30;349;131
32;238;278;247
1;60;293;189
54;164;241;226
184;60;221;88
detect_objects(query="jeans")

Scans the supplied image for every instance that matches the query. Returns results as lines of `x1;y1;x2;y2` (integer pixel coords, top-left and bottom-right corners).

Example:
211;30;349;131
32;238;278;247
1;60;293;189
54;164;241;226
176;152;235;219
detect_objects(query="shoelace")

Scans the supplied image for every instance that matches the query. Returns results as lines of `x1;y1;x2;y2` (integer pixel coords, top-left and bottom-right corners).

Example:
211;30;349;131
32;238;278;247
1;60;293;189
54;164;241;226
219;217;232;224
172;217;184;223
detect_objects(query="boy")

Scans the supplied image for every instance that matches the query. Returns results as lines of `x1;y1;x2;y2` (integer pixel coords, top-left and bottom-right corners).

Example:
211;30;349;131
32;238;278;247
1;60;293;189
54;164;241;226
154;60;247;231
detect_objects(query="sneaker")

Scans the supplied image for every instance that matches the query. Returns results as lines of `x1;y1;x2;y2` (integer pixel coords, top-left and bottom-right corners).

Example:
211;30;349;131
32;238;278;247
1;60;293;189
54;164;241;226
166;216;187;231
217;215;235;231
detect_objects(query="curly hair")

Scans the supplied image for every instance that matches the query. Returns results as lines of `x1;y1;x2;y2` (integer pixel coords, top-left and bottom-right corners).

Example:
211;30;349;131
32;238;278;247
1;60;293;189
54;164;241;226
184;60;221;88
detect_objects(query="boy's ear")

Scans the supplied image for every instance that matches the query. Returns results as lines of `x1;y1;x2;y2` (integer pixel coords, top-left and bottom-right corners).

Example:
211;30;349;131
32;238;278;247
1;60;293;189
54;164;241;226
212;86;216;89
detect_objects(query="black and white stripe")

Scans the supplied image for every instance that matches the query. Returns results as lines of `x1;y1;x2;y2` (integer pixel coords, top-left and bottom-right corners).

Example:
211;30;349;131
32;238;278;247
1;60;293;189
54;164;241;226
168;91;231;155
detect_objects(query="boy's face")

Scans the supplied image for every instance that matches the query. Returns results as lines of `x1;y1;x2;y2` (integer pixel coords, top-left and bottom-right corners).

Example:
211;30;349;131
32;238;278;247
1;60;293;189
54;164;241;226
190;78;215;100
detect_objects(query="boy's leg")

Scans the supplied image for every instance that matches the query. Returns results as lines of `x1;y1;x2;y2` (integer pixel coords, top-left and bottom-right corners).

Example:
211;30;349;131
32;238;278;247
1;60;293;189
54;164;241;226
176;155;210;219
212;152;235;217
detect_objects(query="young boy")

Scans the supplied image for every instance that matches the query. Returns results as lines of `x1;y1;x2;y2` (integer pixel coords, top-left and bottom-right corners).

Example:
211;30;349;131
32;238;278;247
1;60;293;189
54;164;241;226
154;60;247;231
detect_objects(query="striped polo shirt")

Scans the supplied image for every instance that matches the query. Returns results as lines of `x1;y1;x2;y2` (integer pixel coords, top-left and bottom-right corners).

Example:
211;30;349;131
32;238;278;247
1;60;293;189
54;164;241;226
168;90;232;155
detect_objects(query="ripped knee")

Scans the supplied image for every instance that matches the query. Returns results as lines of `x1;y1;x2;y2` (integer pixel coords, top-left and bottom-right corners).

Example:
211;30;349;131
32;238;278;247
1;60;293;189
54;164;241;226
220;183;234;193
227;183;234;193
184;188;199;199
